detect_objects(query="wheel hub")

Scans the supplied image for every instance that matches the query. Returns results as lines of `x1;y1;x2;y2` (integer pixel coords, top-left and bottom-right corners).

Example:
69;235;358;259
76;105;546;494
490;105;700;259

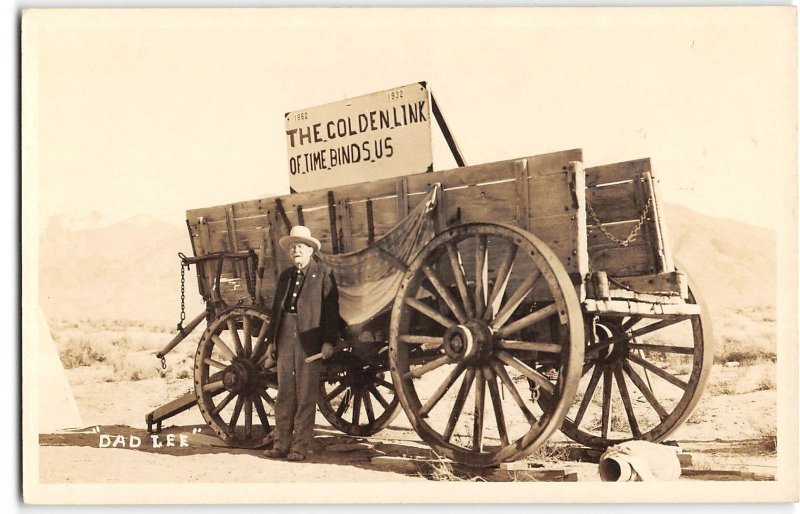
443;320;494;363
222;359;258;394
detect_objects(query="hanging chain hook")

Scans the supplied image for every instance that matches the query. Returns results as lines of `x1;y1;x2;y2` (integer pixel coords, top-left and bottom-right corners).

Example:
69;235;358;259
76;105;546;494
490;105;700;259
176;252;191;336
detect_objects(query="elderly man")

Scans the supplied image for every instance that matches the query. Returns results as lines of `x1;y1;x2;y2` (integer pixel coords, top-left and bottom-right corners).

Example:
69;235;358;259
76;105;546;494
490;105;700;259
263;225;339;461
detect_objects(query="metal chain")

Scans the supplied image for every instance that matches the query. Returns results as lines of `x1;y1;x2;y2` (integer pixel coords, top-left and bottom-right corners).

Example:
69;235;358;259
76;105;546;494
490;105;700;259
586;196;652;247
176;253;190;333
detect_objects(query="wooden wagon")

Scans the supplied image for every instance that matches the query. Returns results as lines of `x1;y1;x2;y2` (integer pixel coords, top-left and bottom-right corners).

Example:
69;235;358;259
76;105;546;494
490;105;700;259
148;148;713;467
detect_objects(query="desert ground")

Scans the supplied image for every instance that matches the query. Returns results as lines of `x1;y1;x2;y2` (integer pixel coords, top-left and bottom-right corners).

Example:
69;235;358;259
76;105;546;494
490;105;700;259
38;304;778;484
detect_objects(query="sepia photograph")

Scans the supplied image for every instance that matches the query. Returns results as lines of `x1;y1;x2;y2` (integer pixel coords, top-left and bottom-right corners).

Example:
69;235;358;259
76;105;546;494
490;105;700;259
21;7;797;504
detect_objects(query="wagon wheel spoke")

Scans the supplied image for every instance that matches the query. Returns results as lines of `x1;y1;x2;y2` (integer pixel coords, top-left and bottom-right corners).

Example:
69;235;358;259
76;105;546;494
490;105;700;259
204;358;228;371
211;335;236;362
423;265;467;323
244;395;253;437
443;367;476;442
324;382;347;402
228;395;245;432
367;384;391;410
613;364;641;437
628;343;694;355
572;363;603;427
627;351;688;390
484;242;516;321
253;395;271;431
472;368;486;452
335;390;351;418
601;368;613;440
351;388;363;426
404;354;451;380
242;316;252;357
586;316;691;358
398;335;443;347
226;319;245;356
622;359;669;421
257;343;276;369
621;316;643;331
484;367;510;447
491;270;540;330
446;241;474;318
212;391;237;416
496;351;554;394
474;235;488;318
405;297;456;329
202;380;225;393
495;304;558;339
496;340;561;353
251;322;270;362
259;389;276;409
419;362;467;417
490;359;536;424
363;388;376;424
376;377;394;389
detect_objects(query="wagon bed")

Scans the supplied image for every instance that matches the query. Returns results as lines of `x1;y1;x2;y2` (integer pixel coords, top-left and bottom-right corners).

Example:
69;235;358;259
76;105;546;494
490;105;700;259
150;147;711;466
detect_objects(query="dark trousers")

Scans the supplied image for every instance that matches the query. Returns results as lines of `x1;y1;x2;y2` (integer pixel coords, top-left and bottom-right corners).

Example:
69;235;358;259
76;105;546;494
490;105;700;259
273;313;321;453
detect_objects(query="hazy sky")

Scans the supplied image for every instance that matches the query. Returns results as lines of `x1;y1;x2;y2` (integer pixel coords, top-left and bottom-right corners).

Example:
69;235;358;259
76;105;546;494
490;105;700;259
26;8;795;231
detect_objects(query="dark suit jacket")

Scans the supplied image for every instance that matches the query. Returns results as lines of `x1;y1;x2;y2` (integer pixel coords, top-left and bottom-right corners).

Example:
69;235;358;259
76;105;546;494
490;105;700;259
268;258;340;356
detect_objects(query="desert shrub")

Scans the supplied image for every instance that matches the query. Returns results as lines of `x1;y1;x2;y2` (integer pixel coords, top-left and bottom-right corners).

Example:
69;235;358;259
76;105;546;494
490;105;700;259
749;417;777;454
754;373;776;392
707;377;737;396
714;306;776;365
59;338;106;369
105;352;161;381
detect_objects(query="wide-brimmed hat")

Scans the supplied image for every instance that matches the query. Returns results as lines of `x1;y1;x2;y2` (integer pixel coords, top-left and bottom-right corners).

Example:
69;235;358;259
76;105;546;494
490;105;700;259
279;225;321;253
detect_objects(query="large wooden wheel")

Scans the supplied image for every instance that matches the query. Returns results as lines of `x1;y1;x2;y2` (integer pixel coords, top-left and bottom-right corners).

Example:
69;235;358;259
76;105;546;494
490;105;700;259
317;356;401;436
559;284;713;448
194;306;278;448
389;222;584;467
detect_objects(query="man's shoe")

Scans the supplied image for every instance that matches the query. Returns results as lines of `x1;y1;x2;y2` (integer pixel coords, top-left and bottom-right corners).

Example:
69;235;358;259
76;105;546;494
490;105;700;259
286;451;305;461
263;448;287;459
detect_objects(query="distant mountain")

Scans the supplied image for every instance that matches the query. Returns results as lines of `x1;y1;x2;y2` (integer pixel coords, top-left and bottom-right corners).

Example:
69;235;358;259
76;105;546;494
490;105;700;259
663;204;776;312
39;215;205;323
38;205;775;323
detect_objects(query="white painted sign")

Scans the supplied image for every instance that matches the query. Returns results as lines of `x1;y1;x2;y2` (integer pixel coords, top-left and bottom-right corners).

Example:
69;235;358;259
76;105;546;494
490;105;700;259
285;82;432;192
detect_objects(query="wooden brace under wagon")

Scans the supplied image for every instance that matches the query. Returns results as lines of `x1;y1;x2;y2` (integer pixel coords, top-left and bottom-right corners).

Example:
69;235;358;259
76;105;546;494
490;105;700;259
148;148;713;467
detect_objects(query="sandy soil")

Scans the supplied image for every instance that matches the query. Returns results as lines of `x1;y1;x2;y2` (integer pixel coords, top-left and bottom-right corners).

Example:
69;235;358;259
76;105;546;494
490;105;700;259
37;361;778;484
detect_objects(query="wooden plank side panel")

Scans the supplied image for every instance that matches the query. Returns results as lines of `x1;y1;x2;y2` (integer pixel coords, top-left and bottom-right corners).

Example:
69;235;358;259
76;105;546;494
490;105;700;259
589;244;656;277
348;196;401;251
441;181;517;227
585;181;640;223
585;158;650;187
528;173;576;219
528;214;582;276
526;148;583;176
587;220;651;251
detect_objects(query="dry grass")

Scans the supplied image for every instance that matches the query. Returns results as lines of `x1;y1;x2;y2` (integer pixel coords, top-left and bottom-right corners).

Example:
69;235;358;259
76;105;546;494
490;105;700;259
753;371;776;392
714;305;776;365
50;318;197;382
707;377;738;396
748;416;777;455
527;441;569;463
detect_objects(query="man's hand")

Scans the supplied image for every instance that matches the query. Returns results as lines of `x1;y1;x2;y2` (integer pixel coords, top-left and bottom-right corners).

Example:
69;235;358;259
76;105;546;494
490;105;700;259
321;342;335;360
